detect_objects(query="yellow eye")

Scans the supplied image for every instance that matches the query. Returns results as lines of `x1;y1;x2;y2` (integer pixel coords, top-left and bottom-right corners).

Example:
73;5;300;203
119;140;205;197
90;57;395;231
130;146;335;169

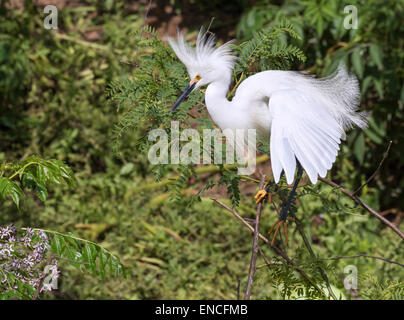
190;74;201;85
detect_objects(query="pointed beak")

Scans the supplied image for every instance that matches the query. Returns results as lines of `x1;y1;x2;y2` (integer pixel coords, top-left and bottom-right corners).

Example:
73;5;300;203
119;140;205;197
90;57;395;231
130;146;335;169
170;76;200;113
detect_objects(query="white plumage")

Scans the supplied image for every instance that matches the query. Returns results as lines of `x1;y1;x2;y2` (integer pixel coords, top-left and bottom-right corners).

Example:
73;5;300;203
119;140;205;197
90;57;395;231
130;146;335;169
168;28;368;184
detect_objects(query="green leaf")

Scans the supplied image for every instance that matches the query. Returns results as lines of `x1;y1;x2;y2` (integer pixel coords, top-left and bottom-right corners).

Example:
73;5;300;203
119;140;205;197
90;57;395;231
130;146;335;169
0;176;23;209
353;133;365;164
43;230;125;279
316;16;324;37
369;44;383;69
369;118;386;137
98;249;110;280
361;76;373;96
21;171;37;189
374;78;384;99
36;185;48;202
351;48;364;79
51;234;65;256
364;129;383;144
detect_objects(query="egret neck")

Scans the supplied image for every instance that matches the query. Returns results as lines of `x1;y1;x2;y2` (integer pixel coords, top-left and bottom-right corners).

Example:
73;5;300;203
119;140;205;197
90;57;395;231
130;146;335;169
204;75;233;127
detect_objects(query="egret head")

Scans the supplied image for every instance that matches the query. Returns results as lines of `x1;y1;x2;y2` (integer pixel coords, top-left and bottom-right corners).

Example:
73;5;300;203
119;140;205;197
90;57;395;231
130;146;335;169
168;28;236;112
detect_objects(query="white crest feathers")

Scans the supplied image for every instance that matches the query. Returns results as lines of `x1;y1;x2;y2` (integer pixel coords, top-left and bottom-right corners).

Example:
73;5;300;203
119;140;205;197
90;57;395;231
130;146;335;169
167;27;236;79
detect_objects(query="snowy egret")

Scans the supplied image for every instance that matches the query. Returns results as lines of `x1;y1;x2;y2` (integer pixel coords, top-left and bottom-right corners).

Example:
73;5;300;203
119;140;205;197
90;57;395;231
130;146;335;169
168;28;368;245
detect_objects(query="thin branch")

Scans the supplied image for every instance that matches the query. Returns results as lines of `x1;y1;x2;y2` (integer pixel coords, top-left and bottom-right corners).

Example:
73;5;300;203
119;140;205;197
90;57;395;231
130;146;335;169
58;257;90;265
211;198;324;296
211;199;269;243
24;228;117;258
318;177;404;240
292;215;337;300
228;72;245;99
206;17;215;34
244;172;265;300
8;161;40;180
353;140;392;196
322;254;404;268
258;246;273;266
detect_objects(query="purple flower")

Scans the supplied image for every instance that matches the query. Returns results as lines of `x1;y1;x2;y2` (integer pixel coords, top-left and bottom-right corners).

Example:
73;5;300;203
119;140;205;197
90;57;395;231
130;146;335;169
0;225;59;295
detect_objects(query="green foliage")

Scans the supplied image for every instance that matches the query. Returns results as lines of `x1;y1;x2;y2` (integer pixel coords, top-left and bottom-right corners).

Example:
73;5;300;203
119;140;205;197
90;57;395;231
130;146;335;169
108;21;305;207
235;20;306;75
0;177;23;209
47;230;125;279
359;273;404;300
0;154;124;298
0;271;36;300
0;156;73;208
107;26;205;156
219;169;241;208
1;0;402;300
236;0;404;211
0;1;146;299
258;254;335;300
106;7;403;300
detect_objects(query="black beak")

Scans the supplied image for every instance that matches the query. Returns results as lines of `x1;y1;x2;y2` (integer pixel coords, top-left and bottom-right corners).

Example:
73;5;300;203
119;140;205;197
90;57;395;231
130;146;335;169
170;82;196;113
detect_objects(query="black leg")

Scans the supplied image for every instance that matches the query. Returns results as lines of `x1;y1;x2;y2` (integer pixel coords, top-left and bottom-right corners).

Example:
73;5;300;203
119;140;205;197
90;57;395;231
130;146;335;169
279;161;303;221
264;170;284;193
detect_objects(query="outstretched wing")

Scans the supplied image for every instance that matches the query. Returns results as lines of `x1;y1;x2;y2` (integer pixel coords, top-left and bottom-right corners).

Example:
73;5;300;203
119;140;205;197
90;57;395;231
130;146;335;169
269;89;344;184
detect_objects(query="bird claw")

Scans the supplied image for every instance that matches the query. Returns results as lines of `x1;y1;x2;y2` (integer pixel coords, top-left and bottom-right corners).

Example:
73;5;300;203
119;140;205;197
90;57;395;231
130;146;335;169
268;217;295;246
254;190;272;204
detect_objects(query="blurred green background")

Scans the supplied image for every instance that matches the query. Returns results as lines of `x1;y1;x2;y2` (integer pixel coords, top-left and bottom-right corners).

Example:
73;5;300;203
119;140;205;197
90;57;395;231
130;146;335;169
0;0;403;299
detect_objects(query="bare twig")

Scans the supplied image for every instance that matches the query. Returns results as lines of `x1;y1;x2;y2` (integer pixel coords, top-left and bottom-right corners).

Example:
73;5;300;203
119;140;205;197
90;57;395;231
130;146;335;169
319;177;404;240
157;153;402;240
58;257;90;265
257;246;285;270
322;254;404;268
291;215;337;300
244;173;265;300
211;198;324;296
206;17;215;35
211;199;269;243
258;246;274;267
353;140;392;196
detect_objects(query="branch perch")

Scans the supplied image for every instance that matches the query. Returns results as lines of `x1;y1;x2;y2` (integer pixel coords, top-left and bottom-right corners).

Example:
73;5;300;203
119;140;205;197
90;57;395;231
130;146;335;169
291;215;337;299
244;172;265;300
322;254;404;268
211;198;324;297
318;177;404;240
353;140;392;196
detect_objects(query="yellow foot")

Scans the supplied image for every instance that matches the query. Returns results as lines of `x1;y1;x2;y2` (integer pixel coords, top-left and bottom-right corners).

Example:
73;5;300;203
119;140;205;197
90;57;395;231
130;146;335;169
268;217;295;246
254;190;272;204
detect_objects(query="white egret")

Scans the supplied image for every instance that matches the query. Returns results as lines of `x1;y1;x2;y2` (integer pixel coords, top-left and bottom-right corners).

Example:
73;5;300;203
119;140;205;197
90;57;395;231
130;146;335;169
168;28;368;244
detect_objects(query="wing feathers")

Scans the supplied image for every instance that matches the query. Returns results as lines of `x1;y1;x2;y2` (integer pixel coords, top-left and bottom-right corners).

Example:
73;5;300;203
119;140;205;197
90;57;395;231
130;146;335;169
270;122;296;183
269;90;344;184
300;122;337;169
